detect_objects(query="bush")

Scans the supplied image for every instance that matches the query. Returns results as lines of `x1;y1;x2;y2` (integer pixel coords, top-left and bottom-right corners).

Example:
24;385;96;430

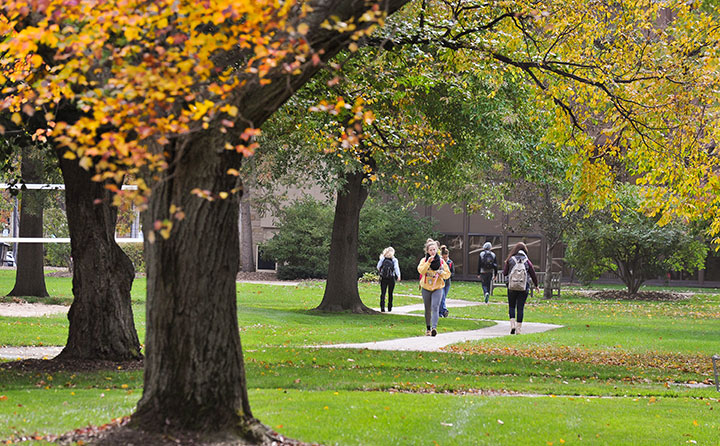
43;207;71;268
261;196;437;280
358;271;379;283
358;198;438;280
261;198;334;279
121;243;145;273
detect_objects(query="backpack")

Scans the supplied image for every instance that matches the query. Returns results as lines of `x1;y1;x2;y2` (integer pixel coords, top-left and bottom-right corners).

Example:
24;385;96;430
480;251;495;270
507;256;528;291
379;258;395;280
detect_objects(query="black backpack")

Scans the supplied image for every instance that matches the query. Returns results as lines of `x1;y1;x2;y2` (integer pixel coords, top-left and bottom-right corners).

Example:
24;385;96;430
379;258;395;279
480;251;495;270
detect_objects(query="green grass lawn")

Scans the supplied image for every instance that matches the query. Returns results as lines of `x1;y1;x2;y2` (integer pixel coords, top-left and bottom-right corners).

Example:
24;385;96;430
1;271;719;445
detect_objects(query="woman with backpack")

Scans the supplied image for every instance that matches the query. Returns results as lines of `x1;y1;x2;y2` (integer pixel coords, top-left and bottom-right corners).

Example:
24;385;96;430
377;247;401;312
418;239;451;336
502;242;539;334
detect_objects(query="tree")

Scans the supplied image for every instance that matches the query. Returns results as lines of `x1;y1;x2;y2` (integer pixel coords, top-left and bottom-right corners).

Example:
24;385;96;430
1;0;411;441
54;146;142;361
0;117;142;361
2;0;717;442
7;144;49;297
565;190;707;295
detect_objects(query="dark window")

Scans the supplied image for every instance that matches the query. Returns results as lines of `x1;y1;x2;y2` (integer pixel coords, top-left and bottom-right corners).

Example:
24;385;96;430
256;246;276;271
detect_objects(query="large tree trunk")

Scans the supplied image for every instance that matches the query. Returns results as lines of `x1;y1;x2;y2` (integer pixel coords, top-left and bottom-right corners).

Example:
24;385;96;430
131;136;271;441
316;171;373;313
8;145;48;298
54;150;141;361
239;182;256;272
128;0;411;439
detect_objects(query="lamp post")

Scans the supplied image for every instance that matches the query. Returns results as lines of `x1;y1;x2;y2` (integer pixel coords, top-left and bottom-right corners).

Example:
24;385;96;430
713;355;719;392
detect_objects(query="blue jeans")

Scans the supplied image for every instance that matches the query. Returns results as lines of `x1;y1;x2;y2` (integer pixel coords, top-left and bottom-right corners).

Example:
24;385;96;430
479;272;493;295
507;289;529;322
439;280;450;315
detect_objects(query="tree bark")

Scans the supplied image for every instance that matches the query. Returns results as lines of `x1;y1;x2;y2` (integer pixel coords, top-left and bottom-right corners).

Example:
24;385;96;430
53;150;141;361
316;171;373;313
239;182;256;272
8;145;48;298
131;136;271;441
130;0;411;439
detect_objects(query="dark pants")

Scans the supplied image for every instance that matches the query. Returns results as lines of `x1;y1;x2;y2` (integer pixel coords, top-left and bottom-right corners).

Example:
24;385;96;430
479;272;493;295
507;289;529;322
380;278;396;311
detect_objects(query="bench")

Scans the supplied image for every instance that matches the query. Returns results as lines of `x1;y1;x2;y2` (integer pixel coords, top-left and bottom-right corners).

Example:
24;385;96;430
491;271;561;298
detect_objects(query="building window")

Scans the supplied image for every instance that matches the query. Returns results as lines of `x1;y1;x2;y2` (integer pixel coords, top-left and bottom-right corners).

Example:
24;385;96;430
439;234;463;276
468;235;502;276
507;236;542;270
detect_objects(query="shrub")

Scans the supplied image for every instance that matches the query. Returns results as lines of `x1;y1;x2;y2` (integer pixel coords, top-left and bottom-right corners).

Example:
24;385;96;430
121;243;145;273
358;271;379;283
261;196;437;280
43;207;71;268
261;198;334;279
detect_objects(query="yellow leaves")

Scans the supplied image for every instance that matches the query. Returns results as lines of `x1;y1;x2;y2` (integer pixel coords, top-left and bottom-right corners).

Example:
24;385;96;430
296;23;309;35
124;27;139;42
78;157;93;171
189;100;215;120
11;113;21;125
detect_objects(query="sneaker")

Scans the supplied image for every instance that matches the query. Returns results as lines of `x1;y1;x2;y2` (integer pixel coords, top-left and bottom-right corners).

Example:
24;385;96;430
510;328;516;335
431;328;437;337
484;293;489;303
426;329;432;336
442;309;449;318
381;308;385;312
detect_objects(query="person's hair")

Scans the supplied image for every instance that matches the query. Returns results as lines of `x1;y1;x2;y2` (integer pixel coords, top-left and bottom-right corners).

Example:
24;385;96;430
382;247;395;259
424;239;439;254
505;242;528;263
440;245;449;256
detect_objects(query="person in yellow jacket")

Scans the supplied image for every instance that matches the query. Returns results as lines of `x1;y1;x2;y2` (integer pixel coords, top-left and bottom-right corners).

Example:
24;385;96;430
417;239;451;336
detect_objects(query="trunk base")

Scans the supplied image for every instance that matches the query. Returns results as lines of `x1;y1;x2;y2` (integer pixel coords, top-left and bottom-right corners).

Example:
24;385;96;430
314;301;376;314
62;417;308;446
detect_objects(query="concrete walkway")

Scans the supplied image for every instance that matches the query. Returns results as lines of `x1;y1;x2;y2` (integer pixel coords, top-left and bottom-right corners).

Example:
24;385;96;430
0;291;563;359
315;296;563;352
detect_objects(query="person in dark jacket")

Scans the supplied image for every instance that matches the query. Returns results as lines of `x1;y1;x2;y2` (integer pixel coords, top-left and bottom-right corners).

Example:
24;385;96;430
477;242;497;303
502;242;539;334
377;247;401;312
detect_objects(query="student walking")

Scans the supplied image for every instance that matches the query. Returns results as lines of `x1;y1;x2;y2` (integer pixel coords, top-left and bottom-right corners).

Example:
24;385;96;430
502;242;539;334
438;245;454;318
477;242;497;303
377;247;401;312
418;239;451;336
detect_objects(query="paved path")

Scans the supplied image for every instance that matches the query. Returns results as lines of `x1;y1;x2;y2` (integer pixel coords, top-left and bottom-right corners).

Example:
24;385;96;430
0;346;63;360
0;290;562;359
315;296;563;352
